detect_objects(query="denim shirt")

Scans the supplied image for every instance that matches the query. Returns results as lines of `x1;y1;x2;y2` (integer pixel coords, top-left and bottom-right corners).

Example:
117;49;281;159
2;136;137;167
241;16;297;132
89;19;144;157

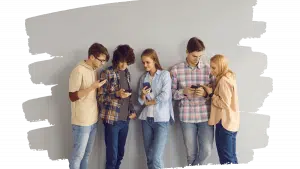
138;70;175;123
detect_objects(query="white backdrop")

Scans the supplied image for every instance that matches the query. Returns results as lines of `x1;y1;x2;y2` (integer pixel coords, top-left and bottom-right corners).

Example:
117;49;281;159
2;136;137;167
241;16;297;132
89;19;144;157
23;0;271;168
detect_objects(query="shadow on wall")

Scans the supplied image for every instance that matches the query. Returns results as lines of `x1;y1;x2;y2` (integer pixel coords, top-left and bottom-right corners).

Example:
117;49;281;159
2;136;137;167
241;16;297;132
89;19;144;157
169;101;186;166
134;50;145;72
49;51;87;160
178;39;189;61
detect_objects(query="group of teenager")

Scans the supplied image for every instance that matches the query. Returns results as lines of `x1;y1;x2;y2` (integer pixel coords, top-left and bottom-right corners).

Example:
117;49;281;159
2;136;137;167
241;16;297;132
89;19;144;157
68;37;240;169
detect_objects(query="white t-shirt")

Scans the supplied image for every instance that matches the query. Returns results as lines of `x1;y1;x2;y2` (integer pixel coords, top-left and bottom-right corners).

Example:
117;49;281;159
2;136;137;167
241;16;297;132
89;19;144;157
147;75;155;117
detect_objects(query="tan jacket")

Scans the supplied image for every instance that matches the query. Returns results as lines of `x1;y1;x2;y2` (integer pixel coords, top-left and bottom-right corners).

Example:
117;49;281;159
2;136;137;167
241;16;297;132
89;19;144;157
69;61;98;126
208;74;240;132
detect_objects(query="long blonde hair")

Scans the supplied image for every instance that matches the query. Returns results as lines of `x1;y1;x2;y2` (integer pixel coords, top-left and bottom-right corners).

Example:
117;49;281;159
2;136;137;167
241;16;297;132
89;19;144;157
210;54;235;84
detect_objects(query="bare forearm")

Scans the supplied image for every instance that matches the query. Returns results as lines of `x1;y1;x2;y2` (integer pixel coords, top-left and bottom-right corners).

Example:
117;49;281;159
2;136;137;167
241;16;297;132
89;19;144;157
140;93;146;101
78;86;96;98
69;85;96;102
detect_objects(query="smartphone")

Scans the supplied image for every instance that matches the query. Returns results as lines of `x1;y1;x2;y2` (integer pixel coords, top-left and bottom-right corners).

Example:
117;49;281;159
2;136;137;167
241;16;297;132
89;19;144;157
143;82;152;92
124;89;132;93
191;85;199;89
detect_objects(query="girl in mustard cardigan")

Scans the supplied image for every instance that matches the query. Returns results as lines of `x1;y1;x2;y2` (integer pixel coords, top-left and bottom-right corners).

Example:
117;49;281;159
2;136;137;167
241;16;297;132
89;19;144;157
201;54;240;165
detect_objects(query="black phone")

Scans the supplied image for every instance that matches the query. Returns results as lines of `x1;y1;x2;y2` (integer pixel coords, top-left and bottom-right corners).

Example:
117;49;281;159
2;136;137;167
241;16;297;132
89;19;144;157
124;89;132;93
143;82;152;92
191;85;199;89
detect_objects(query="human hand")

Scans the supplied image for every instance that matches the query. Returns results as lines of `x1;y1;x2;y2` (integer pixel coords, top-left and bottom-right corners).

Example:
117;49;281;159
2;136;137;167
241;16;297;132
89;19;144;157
201;85;213;95
142;86;151;96
194;87;206;97
145;100;156;106
183;87;195;96
116;89;132;98
129;113;136;119
92;79;107;89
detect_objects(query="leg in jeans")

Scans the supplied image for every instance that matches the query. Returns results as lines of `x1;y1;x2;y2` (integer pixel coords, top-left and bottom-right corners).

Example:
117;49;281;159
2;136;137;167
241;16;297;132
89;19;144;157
142;117;169;169
215;122;223;164
142;118;154;169
180;122;198;166
232;132;238;164
151;121;169;169
218;124;238;164
104;122;119;169
196;121;214;165
80;123;97;169
69;124;94;169
115;121;129;169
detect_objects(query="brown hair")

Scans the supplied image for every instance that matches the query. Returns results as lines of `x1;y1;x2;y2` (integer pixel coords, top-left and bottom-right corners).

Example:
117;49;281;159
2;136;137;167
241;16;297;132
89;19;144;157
210;54;235;84
186;37;205;53
141;48;163;70
112;44;135;69
88;43;110;61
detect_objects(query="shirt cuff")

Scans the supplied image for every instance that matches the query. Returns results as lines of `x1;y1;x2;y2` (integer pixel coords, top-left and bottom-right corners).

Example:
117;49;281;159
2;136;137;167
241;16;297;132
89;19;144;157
179;89;184;95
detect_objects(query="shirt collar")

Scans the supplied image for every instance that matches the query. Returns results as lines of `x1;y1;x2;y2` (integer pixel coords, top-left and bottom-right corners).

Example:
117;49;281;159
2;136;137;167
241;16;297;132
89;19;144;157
184;59;204;69
147;69;161;76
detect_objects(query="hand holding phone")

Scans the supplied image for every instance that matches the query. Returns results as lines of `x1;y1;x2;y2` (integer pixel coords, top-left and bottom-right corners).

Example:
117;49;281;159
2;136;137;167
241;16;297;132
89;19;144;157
143;82;152;92
191;85;199;89
124;89;132;93
142;82;152;100
117;89;132;98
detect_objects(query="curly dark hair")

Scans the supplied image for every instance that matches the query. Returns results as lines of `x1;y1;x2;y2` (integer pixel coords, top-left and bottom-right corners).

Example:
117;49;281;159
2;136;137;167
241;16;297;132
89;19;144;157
112;44;135;68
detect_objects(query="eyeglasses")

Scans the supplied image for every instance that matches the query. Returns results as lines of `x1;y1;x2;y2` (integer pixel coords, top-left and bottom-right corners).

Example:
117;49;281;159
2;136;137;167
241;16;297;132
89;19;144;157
95;57;106;63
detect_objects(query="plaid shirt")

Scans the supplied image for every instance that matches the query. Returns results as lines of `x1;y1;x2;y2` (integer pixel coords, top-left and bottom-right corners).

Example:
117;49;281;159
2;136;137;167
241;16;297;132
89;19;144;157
97;66;135;124
170;60;215;123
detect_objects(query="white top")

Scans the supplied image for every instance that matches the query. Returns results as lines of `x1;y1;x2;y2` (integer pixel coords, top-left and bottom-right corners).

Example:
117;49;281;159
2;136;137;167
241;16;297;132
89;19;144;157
147;75;154;117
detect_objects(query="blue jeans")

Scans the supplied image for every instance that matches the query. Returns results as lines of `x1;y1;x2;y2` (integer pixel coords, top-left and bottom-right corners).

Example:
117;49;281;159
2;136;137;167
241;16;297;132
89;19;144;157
104;120;129;169
141;117;169;169
69;122;97;169
215;121;238;164
180;121;214;166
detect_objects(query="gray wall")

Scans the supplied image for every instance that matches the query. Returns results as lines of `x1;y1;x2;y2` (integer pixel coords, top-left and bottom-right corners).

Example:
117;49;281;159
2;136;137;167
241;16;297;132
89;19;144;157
23;0;272;168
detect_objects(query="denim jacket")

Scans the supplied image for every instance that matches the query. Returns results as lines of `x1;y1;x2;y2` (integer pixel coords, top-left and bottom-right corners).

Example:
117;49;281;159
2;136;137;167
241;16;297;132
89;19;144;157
138;70;174;123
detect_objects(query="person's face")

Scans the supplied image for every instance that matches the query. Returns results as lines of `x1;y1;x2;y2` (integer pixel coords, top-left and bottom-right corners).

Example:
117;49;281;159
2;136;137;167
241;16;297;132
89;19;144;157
117;61;128;71
210;61;219;76
186;51;204;66
142;55;156;72
92;54;106;69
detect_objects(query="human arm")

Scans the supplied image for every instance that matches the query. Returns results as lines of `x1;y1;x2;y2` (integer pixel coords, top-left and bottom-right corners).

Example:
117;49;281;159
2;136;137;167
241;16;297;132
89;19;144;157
69;69;106;102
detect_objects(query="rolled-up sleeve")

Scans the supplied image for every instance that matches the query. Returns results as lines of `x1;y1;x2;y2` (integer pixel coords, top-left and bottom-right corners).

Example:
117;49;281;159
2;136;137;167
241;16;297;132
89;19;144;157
69;68;82;102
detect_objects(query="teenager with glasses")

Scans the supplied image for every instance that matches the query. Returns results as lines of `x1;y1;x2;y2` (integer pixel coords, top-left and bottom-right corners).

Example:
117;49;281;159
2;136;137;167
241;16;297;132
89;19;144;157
69;42;109;169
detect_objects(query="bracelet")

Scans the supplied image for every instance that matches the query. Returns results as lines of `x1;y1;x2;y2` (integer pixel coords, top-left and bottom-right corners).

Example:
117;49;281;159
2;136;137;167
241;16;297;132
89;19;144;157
209;92;214;98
